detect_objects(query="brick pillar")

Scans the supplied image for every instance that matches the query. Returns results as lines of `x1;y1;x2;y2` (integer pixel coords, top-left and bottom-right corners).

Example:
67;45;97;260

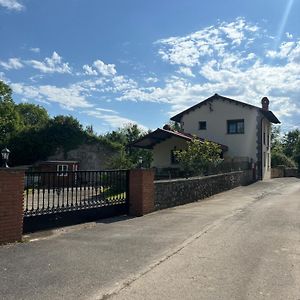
129;169;155;217
0;168;25;245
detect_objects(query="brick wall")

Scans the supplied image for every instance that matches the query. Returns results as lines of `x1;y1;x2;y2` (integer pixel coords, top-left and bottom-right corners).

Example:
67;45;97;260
0;169;25;244
154;170;254;211
129;169;155;217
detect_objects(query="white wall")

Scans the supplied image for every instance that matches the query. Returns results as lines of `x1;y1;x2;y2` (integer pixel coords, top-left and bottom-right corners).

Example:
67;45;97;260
152;136;188;168
181;99;258;162
261;118;272;180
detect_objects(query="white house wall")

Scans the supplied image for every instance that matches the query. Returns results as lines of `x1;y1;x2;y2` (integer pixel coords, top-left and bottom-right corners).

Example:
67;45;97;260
261;118;272;180
181;99;258;162
152;136;188;169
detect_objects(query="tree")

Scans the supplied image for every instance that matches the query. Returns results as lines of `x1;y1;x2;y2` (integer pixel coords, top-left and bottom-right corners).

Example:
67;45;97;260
282;129;300;158
174;137;222;177
271;126;283;152
105;124;152;169
0;81;23;146
16;103;50;128
294;140;300;170
271;152;296;168
0;80;13;102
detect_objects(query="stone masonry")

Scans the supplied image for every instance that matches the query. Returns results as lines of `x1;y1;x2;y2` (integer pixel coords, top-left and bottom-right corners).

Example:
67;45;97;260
154;170;254;211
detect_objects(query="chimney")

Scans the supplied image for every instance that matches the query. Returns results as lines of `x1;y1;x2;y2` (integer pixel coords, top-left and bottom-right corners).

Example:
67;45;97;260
163;124;172;131
261;97;269;111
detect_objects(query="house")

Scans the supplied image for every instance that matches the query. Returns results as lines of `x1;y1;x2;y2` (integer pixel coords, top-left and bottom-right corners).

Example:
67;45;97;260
132;94;280;180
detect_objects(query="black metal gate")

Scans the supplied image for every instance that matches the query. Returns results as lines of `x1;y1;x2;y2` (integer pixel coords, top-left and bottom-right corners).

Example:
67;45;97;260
23;170;129;232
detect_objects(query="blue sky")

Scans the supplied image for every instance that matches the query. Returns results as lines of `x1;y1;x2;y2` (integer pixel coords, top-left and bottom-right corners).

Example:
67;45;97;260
0;0;300;133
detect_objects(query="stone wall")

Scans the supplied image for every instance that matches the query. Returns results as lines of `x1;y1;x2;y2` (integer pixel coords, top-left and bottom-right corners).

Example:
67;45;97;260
271;166;285;178
48;143;118;170
271;166;299;178
284;168;299;177
154;170;254;211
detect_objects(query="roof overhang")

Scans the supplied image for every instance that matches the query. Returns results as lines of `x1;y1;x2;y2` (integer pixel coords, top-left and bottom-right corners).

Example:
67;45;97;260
261;110;281;124
130;128;228;151
170;93;281;124
130;128;191;149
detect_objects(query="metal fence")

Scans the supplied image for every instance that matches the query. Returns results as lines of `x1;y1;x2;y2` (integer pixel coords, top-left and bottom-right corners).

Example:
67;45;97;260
24;170;129;217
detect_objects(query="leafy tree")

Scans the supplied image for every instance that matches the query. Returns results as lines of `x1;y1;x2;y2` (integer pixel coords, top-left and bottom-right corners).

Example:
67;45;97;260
0;81;23;145
271;126;283;152
294;140;300;170
16;103;50;128
270;126;298;168
0;80;13;102
174;137;222;177
108;148;133;169
106;124;153;169
271;152;296;168
282;129;300;158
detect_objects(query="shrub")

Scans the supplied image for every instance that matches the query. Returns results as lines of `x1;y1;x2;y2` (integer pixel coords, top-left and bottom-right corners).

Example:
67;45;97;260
271;151;296;168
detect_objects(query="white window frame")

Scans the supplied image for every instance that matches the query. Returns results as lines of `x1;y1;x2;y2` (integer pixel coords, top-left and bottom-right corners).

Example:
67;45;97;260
57;164;68;176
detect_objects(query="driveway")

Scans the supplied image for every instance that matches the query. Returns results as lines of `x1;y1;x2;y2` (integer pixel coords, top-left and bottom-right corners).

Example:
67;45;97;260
0;178;299;300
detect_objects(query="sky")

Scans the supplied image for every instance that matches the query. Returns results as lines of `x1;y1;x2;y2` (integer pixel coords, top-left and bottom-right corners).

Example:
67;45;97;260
0;0;300;133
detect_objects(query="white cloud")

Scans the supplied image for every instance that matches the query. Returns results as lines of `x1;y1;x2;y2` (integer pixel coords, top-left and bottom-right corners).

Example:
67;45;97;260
27;51;71;74
84;109;147;130
82;59;117;77
0;58;23;70
30;47;40;53
93;60;117;77
0;0;24;11
82;64;97;76
145;77;159;83
112;75;137;92
95;107;117;113
11;82;92;110
177;66;195;77
156;18;259;68
266;41;295;59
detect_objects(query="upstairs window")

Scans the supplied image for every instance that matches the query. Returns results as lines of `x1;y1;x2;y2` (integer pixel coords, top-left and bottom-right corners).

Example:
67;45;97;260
198;121;207;130
57;165;68;176
227;119;244;134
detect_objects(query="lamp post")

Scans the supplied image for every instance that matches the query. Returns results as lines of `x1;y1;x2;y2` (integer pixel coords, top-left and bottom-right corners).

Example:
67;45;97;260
1;148;10;168
138;156;143;169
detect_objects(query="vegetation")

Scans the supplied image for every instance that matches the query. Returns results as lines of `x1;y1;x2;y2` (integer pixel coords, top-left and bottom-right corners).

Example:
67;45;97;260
105;124;153;169
271;126;300;170
174;137;222;177
0;80;152;168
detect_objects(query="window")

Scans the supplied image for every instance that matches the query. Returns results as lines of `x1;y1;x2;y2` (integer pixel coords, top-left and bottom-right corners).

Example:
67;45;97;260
198;121;207;130
263;131;266;145
227;119;244;134
57;165;68;176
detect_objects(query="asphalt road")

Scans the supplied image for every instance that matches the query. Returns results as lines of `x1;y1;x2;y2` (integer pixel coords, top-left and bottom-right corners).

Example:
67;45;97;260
0;178;299;300
111;178;300;300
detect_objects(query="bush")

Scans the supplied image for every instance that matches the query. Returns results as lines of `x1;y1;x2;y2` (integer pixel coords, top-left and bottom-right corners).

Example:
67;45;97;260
271;151;296;168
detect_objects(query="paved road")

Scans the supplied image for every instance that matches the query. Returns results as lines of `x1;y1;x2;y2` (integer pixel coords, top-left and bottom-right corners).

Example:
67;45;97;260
111;178;300;300
0;178;299;300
